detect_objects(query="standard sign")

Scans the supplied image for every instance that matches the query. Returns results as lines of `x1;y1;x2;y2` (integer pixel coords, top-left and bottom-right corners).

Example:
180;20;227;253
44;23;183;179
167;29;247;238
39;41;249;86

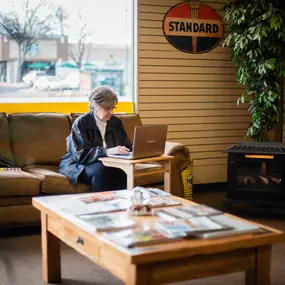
163;1;224;53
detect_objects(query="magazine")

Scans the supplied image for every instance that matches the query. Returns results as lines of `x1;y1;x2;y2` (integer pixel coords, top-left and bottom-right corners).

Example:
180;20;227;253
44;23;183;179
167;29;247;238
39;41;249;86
148;196;181;208
61;198;130;216
156;216;232;236
146;188;171;197
102;227;183;248
75;191;125;203
175;205;223;217
75;188;171;204
0;167;22;171
76;212;136;232
155;208;187;221
194;215;263;239
154;205;222;220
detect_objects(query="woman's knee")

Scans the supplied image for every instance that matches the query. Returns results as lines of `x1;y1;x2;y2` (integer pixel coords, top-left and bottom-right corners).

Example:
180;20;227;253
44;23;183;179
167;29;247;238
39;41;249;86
85;162;105;177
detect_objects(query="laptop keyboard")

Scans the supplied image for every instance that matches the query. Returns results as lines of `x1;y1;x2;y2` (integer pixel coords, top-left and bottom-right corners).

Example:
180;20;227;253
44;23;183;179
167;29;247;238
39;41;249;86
108;152;133;158
115;152;133;157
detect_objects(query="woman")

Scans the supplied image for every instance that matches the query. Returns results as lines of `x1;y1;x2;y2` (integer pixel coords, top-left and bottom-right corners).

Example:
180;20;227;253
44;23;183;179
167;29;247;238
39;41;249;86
59;85;132;192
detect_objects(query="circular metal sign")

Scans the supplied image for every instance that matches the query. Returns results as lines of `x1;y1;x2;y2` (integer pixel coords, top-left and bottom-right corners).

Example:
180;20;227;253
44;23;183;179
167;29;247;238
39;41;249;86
163;1;224;54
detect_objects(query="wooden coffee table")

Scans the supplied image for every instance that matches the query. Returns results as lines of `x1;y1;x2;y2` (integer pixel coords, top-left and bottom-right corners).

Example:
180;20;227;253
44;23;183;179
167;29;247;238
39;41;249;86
32;194;284;285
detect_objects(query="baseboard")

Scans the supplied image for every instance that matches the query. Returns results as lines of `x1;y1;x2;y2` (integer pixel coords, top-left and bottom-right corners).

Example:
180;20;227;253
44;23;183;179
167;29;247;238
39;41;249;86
0;225;40;238
193;182;227;193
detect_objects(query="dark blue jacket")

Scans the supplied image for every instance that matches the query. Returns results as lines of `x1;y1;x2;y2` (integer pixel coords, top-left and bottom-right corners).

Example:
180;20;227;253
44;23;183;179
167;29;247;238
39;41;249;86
58;112;132;184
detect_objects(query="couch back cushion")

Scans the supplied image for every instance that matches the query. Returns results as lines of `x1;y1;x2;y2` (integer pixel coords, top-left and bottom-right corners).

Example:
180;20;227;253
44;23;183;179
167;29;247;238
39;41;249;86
69;112;85;126
8;113;70;166
69;113;142;143
0;112;14;165
115;113;142;143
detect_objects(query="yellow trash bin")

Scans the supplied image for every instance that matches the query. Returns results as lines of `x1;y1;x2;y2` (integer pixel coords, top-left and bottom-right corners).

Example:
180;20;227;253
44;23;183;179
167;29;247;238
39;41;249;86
182;161;193;201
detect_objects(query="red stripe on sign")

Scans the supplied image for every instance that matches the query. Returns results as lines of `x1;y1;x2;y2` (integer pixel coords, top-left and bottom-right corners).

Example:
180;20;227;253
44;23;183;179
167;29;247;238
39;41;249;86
166;3;190;18
199;5;221;20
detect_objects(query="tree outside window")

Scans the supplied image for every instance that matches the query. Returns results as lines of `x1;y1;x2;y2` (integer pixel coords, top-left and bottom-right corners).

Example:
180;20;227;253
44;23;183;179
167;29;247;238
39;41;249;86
0;0;133;102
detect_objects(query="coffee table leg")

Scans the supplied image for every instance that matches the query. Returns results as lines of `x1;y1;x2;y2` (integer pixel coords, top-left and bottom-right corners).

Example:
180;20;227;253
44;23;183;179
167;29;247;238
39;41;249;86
245;245;271;285
126;264;151;285
41;213;61;283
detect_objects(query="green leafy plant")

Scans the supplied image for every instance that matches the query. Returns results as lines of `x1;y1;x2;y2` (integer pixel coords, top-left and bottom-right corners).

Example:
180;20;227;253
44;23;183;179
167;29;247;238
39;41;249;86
223;0;285;141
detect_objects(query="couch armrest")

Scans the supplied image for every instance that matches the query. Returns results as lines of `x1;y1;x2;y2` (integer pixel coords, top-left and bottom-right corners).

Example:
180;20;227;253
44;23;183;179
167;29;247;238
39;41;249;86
165;141;190;171
164;141;190;198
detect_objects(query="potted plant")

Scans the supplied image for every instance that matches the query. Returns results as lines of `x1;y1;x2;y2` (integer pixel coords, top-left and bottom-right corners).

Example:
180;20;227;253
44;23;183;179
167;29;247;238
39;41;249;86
222;0;285;142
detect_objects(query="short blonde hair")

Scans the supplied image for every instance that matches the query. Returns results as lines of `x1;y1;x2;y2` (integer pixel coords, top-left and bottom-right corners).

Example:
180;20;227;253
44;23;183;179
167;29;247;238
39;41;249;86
88;85;118;111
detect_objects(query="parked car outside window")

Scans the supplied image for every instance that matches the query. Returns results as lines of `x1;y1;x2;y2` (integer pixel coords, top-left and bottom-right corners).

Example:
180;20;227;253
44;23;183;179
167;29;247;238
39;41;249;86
22;71;47;86
33;73;80;90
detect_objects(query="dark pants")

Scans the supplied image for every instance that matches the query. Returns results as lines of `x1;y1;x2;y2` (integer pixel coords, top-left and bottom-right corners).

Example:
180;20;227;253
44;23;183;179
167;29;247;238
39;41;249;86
78;161;127;192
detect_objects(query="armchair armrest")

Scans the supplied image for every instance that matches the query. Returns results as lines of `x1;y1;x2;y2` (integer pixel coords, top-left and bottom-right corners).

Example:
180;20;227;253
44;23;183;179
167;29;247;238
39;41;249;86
165;141;190;171
164;141;191;198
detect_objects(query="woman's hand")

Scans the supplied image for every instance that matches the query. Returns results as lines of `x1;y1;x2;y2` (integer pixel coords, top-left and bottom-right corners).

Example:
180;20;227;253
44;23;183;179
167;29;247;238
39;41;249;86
106;146;130;155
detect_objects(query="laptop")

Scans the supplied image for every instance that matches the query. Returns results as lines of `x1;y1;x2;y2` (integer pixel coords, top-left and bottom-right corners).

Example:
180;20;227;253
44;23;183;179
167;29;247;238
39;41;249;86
107;125;168;160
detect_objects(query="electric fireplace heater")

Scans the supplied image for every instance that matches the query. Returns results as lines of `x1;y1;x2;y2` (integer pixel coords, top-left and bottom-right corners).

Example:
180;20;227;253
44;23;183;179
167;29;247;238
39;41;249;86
223;142;285;210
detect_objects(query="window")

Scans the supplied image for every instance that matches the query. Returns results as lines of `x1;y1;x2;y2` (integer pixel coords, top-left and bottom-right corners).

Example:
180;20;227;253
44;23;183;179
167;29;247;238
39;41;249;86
0;0;134;103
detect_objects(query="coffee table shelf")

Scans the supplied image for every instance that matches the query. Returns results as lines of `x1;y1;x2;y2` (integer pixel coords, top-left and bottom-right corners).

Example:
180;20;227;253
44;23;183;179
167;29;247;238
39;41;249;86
99;155;173;193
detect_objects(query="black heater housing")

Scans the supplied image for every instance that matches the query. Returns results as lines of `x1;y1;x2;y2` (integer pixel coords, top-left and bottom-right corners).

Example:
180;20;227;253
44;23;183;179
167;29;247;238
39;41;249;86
223;142;285;210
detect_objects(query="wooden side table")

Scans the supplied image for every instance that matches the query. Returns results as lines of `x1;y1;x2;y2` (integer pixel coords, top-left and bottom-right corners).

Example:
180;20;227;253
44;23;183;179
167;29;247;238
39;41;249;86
99;155;173;193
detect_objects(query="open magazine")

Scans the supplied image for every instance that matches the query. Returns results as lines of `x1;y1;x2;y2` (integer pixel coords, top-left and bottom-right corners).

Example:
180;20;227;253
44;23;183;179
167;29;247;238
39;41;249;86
146;188;171;197
0;167;22;171
156;216;232;236
75;188;171;204
61;198;130;216
148;196;181;208
76;212;136;232
176;205;223;217
102;227;183;248
155;205;222;220
75;191;124;203
194;215;263;239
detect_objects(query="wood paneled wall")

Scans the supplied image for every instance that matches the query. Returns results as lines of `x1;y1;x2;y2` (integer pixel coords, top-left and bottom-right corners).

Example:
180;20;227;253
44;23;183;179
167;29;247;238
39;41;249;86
137;0;250;184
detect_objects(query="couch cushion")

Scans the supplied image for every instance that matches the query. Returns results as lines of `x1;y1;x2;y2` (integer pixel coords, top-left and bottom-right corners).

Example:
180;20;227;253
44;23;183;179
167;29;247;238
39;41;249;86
0;112;14;166
69;112;84;126
115;114;142;143
0;196;33;207
24;164;164;193
24;165;90;194
0;204;40;226
0;170;40;196
8;113;70;166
